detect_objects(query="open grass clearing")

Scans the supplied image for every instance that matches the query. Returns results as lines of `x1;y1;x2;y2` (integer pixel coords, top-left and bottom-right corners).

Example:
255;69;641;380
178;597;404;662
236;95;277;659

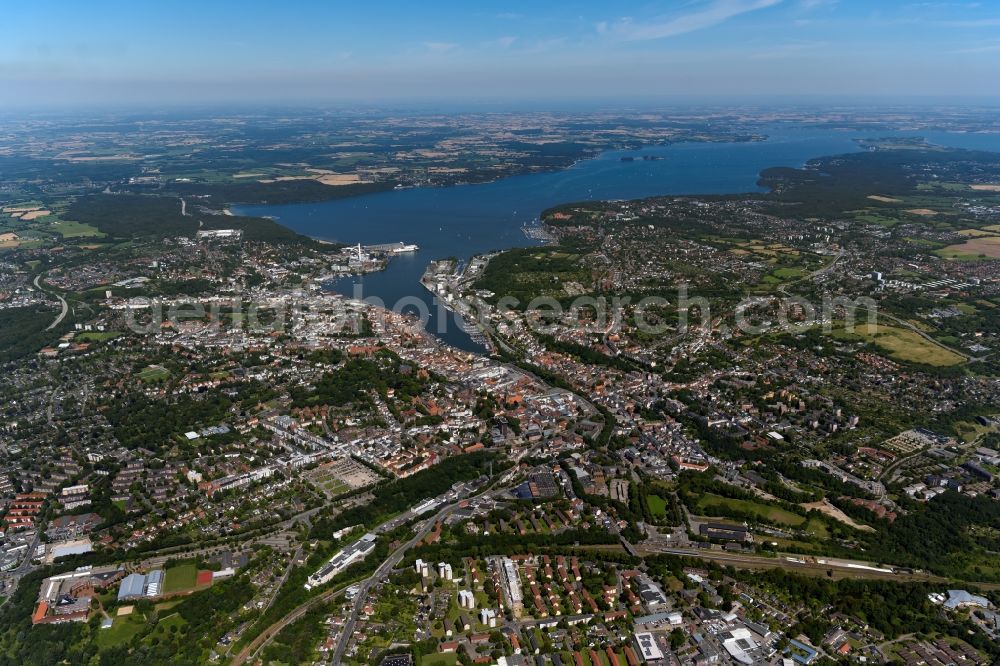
76;330;120;343
801;499;875;532
96;611;146;648
54;219;105;238
420;653;459;666
830;324;965;367
646;494;668;520
137;364;171;382
695;492;807;527
953;419;998;444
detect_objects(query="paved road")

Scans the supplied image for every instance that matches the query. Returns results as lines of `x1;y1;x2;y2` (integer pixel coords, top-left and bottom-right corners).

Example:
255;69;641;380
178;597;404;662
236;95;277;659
329;491;494;664
776;250;976;363
880;312;973;361
138;507;319;567
232;580;351;665
0;531;44;607
264;546;302;615
34;274;68;330
232;482;497;666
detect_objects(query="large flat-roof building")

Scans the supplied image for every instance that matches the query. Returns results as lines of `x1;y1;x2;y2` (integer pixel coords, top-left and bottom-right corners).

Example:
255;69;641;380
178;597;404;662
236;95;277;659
34;566;125;625
699;522;752;543
498;557;523;613
117;573;146;601
305;533;377;589
145;569;164;597
116;569;165;601
633;632;666;663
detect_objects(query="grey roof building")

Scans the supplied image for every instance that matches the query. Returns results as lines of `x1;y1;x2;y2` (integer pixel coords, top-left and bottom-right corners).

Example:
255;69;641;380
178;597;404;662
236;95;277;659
117;573;146;600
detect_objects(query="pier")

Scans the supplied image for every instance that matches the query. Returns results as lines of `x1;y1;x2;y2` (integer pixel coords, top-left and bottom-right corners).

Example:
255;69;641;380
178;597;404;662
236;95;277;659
364;241;418;254
521;222;555;243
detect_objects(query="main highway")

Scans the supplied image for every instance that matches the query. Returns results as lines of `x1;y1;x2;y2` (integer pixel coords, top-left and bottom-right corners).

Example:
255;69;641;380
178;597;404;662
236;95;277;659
33;273;69;330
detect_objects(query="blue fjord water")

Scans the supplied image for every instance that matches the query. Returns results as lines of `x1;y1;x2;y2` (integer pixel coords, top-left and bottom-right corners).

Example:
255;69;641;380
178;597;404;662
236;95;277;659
235;126;1000;352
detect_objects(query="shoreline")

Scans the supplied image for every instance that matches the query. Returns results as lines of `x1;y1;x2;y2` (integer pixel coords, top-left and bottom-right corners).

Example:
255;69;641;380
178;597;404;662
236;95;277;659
227;133;772;224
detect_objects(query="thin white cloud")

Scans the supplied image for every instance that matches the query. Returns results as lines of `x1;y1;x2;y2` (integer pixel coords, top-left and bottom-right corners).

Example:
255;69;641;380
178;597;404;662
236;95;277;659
743;39;829;58
422;42;458;53
602;0;784;41
950;41;1000;53
514;38;568;55
798;0;836;9
938;17;1000;26
492;36;517;49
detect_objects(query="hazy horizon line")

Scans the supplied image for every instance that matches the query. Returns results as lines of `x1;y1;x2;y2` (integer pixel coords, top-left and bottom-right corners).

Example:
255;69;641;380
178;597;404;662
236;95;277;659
4;94;1000;116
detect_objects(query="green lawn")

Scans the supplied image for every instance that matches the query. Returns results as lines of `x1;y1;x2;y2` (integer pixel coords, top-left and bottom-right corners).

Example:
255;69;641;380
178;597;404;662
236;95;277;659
646;494;668;519
420;654;458;666
954;419;998;443
96;612;146;648
163;563;199;594
76;330;120;343
771;267;808;280
323;480;350;495
137;365;171;382
804;517;830;538
696;493;807;527
53;219;105;238
154;612;187;635
830;325;965;367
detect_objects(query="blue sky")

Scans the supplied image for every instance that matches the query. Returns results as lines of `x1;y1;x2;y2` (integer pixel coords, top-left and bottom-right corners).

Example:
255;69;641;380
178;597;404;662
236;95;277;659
2;0;1000;106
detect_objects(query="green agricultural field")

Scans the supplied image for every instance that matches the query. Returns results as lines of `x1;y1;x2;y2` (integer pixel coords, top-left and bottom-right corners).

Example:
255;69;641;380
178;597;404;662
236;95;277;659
854;212;901;227
916;181;969;192
695;492;807;527
935;234;1000;260
830;325;965;366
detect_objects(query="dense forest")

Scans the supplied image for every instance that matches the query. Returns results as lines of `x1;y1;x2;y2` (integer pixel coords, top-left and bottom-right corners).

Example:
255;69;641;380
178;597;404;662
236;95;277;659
163;179;394;206
0;304;68;362
103;391;235;450
66;194;326;246
758;148;1000;218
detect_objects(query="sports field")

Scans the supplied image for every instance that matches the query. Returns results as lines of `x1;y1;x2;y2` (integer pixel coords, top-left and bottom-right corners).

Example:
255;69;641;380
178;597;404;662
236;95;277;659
163;563;202;594
137;365;171;382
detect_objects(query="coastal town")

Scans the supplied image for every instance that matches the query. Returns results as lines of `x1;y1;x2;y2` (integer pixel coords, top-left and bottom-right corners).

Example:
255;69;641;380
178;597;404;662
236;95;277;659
0;108;999;666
